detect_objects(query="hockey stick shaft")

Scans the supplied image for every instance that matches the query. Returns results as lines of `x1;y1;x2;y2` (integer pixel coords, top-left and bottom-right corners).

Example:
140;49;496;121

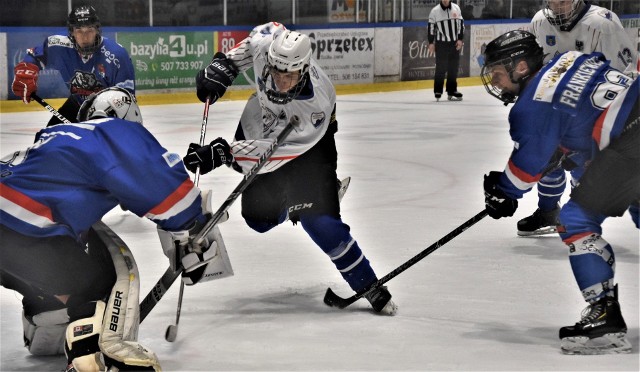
324;210;489;309
140;114;301;322
168;98;211;337
31;93;72;124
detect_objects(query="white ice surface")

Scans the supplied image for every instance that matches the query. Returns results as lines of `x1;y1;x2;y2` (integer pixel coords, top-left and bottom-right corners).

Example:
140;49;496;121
1;86;638;371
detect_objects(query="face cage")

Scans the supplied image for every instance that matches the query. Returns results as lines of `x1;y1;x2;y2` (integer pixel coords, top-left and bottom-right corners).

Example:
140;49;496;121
480;60;518;104
542;0;581;28
260;65;308;105
69;26;102;57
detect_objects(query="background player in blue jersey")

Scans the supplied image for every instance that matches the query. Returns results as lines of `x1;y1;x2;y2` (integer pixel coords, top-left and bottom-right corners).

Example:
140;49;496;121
11;6;135;127
0;88;231;370
518;0;639;236
479;30;638;355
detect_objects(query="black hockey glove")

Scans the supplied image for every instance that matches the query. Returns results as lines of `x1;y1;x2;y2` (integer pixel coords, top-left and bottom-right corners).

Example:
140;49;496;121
196;52;239;104
483;171;518;219
543;147;580;174
183;137;233;175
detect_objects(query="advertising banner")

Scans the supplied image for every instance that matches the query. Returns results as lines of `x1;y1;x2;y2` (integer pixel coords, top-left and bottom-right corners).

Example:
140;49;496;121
401;26;470;81
118;31;212;90
469;23;527;76
305;28;375;84
327;0;367;23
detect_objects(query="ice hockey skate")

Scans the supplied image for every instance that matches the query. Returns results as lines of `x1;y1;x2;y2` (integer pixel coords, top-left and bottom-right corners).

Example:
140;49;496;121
559;288;631;355
435;93;442;102
517;205;560;236
365;286;398;316
447;92;463;101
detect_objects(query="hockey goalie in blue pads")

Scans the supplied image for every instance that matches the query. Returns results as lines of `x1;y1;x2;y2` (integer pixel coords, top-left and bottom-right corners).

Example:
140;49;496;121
0;87;232;371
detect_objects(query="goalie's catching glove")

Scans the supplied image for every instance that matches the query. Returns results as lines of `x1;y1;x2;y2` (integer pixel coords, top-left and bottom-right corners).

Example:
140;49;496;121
196;52;239;104
483;171;518;219
183;137;233;175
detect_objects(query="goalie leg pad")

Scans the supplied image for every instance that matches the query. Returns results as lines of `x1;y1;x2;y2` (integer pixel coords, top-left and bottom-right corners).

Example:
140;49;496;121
22;308;68;355
90;222;161;371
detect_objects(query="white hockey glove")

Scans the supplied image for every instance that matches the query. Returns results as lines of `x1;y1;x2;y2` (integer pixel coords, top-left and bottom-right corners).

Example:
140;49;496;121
158;190;233;285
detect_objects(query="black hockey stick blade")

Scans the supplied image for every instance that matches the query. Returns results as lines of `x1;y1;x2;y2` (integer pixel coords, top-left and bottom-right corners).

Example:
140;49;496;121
324;209;489;309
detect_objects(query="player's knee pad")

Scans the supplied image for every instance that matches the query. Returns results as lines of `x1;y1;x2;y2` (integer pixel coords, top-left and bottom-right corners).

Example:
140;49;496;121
22;308;68;356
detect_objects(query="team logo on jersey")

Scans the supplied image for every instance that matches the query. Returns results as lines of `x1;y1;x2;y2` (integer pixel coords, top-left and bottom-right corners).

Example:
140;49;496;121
162;152;181;167
545;35;556;47
575;40;584;51
310;112;325;128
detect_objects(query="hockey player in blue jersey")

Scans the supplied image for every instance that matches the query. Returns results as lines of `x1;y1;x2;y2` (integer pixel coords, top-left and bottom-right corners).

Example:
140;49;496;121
187;22;397;315
479;30;639;354
11;5;135;127
0;87;232;371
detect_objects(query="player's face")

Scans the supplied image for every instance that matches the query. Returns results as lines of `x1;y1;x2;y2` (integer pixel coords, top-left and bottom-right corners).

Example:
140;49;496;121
487;64;518;95
72;26;99;48
269;68;301;93
441;0;451;6
547;0;572;16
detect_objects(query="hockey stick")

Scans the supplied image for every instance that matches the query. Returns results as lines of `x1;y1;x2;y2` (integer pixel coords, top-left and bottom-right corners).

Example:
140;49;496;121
165;97;211;342
323;209;489;309
140;114;302;322
31;93;72;124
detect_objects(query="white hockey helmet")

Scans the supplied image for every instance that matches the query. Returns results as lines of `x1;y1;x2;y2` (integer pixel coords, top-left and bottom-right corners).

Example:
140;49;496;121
543;0;584;29
77;87;142;124
267;30;312;74
260;30;312;104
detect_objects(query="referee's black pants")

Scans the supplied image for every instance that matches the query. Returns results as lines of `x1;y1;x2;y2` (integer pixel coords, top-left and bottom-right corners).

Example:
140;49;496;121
434;41;460;96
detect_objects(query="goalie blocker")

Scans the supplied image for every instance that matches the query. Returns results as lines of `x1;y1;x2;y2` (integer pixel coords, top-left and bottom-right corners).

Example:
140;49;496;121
158;189;234;285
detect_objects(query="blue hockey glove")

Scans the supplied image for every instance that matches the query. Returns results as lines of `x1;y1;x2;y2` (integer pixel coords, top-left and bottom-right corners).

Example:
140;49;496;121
196;52;238;104
483;171;518;219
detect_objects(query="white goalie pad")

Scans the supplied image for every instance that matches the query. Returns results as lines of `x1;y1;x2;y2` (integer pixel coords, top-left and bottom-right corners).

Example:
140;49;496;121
90;222;161;371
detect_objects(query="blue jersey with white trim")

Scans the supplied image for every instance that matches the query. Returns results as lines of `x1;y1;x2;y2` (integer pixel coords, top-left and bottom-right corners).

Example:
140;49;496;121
0;118;202;241
23;35;135;103
498;51;636;199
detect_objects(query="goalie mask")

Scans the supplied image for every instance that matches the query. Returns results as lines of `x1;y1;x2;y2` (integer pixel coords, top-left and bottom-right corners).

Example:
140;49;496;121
68;5;102;57
77;87;142;124
260;30;312;105
542;0;584;30
480;30;544;104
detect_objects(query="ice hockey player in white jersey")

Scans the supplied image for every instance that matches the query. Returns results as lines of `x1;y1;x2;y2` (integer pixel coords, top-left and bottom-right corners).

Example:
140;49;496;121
187;21;397;315
0;87;231;370
519;0;639;237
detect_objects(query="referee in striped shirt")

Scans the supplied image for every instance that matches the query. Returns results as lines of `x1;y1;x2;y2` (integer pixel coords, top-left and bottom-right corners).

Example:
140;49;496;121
428;0;465;101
